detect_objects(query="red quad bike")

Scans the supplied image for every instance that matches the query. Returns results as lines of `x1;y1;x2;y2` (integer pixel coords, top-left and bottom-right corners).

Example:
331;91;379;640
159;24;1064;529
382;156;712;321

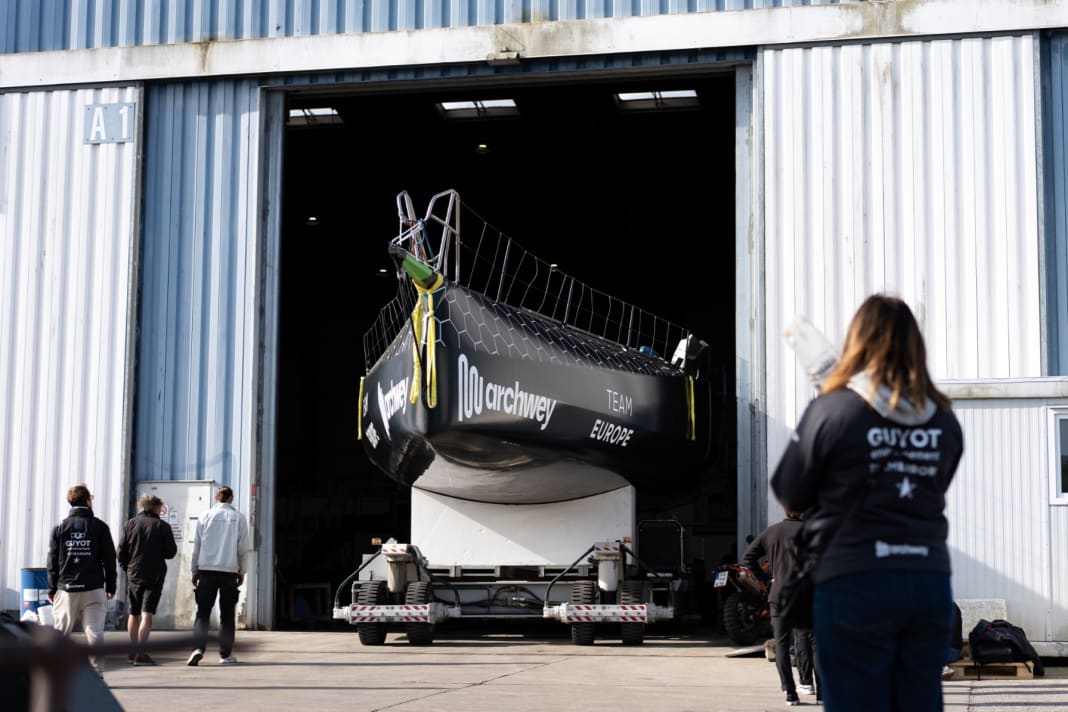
713;563;773;646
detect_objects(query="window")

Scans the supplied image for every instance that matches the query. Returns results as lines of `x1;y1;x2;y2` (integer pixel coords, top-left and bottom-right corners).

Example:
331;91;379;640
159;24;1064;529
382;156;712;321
1053;408;1068;504
1060;416;1068;498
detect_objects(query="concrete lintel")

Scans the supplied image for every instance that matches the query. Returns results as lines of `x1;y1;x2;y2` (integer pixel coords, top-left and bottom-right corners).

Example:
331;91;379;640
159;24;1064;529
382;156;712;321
1;0;1067;89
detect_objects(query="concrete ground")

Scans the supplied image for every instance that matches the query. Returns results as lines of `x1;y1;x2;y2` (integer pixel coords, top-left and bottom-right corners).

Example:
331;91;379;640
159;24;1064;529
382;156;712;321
97;626;1066;712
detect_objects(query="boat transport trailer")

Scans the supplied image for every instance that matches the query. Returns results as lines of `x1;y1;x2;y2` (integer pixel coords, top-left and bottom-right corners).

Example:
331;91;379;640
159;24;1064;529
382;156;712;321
334;190;715;644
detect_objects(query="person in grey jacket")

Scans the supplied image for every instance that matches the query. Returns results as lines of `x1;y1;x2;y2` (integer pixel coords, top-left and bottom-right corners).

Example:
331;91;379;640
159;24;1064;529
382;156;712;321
187;485;249;666
772;294;964;712
47;484;118;675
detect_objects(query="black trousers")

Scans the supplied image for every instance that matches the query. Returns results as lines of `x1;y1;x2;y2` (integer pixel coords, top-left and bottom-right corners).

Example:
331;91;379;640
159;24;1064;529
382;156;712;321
772;609;817;695
193;570;240;657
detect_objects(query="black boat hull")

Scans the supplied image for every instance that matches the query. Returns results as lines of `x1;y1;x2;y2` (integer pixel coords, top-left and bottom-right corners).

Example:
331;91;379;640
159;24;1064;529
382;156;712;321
359;283;711;504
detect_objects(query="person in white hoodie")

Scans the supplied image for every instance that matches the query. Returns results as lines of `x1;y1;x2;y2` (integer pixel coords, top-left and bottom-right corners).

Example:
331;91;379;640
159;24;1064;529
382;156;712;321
187;486;249;666
772;295;964;712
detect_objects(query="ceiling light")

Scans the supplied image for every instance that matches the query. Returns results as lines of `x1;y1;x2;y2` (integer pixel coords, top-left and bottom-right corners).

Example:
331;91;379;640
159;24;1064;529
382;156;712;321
438;99;519;119
305;216;320;226
615;90;699;111
475;143;490;155
440;101;477;111
287;107;343;126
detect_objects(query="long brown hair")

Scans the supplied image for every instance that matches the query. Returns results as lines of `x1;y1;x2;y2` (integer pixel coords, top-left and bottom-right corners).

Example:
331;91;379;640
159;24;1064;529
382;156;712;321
821;294;951;412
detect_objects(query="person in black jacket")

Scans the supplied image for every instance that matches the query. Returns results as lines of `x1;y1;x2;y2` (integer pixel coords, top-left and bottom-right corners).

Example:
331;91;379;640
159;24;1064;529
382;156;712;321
772;295;964;712
744;510;819;706
117;494;178;665
47;484;118;676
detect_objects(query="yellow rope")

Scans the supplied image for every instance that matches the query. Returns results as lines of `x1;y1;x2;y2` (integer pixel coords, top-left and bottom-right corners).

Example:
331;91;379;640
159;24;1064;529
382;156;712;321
357;376;365;440
409;274;443;408
686;375;695;441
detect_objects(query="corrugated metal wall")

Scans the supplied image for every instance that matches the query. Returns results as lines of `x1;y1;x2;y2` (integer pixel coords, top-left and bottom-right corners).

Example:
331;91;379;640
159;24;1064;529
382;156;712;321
0;84;141;611
947;396;1068;642
1046;32;1068;375
135;79;262;499
762;34;1043;482
134;77;264;623
1;0;872;53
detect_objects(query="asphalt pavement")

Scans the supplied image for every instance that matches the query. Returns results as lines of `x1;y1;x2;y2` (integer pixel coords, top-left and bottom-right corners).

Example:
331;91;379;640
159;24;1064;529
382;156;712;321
91;626;1066;712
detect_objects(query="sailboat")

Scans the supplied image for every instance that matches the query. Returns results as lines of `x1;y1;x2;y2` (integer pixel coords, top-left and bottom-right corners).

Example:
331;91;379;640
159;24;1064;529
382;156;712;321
358;190;713;505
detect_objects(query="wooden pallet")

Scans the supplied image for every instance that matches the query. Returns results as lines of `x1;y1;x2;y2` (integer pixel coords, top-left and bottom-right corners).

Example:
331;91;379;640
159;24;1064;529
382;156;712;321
948;660;1034;680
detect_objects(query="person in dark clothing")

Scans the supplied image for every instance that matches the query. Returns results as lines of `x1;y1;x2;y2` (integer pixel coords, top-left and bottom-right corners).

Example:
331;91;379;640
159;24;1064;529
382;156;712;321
117;494;178;665
772;294;964;712
744;510;819;706
47;484;118;676
942;601;964;679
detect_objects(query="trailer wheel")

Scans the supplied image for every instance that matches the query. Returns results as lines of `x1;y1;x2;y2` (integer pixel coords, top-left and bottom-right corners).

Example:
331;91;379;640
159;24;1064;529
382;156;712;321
405;581;435;645
570;580;596;646
356;580;388;646
619;580;645;646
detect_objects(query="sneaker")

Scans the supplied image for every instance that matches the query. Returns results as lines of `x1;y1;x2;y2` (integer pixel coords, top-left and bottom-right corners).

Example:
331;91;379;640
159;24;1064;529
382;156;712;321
134;653;157;666
219;655;238;664
187;649;203;666
798;683;815;695
127;653;136;664
942;665;955;680
786;693;800;706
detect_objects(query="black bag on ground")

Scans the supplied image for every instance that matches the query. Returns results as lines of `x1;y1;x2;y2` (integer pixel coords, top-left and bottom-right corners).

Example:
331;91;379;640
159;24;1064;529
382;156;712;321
968;618;1045;677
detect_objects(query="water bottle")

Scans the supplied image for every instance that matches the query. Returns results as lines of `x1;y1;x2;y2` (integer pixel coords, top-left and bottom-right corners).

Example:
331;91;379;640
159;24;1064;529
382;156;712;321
783;316;839;389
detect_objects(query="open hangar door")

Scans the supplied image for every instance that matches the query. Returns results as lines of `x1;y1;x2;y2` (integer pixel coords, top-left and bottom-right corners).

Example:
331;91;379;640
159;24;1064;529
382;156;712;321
273;71;739;629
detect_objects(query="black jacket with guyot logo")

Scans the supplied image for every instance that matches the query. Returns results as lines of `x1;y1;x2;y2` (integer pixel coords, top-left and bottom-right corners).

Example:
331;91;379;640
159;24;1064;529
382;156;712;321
771;376;964;585
47;506;118;597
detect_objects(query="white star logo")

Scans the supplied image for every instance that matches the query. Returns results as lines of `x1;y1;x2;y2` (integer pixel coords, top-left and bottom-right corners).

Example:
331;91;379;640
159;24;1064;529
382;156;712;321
897;476;917;499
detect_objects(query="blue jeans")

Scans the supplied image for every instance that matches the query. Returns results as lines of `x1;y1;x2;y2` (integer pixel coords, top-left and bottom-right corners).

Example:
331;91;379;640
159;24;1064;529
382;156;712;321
814;570;952;712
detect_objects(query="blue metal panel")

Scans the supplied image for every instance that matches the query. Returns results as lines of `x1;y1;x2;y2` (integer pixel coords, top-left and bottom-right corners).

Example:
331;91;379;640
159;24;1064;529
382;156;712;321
0;0;868;53
136;79;261;502
1045;32;1068;375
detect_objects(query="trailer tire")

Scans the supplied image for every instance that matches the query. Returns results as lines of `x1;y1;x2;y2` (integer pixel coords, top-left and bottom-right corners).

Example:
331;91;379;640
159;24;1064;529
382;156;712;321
356;580;388;646
619;580;645;646
570;580;596;646
405;581;435;645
